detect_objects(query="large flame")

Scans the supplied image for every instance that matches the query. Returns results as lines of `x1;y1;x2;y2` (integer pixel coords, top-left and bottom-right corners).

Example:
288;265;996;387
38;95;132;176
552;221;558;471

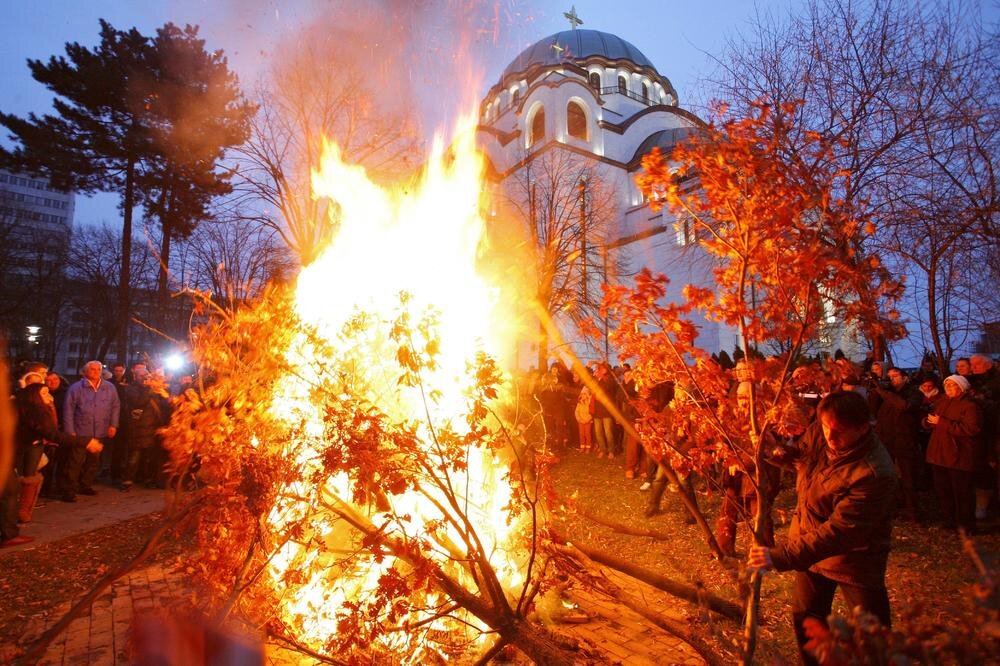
261;113;526;658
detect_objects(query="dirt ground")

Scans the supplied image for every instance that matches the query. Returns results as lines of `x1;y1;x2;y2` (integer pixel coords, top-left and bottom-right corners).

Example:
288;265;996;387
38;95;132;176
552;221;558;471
548;446;1000;663
0;512;186;650
1;448;995;664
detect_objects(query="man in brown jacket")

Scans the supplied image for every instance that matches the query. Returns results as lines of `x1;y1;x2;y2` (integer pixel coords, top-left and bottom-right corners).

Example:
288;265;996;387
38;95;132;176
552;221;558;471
749;391;898;666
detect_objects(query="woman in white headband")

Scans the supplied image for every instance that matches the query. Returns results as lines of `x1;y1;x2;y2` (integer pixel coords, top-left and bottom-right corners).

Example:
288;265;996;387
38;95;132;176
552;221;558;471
924;374;982;532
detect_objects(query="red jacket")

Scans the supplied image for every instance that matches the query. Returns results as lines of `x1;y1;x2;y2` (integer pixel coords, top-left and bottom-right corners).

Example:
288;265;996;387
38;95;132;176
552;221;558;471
925;396;982;472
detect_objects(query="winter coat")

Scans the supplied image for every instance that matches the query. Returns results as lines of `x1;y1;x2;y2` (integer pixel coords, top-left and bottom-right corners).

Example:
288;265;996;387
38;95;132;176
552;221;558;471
592;374;619;419
63;378;120;438
873;384;922;459
769;423;898;588
925;396;982;472
125;383;168;449
15;385;89;452
574;386;594;424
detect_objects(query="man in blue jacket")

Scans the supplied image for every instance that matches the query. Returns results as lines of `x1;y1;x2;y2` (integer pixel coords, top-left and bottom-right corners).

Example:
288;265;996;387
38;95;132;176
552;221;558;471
60;360;119;501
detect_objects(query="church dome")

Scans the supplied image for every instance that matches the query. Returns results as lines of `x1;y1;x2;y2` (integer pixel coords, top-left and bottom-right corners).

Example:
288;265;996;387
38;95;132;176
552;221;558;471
502;29;659;80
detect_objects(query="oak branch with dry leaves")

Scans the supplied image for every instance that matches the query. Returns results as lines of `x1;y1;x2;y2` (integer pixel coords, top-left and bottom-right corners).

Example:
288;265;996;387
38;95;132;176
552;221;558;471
607;100;903;664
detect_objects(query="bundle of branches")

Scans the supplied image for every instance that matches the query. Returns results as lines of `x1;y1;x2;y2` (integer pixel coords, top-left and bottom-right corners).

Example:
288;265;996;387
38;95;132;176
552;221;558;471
604;100;904;664
160;289;589;664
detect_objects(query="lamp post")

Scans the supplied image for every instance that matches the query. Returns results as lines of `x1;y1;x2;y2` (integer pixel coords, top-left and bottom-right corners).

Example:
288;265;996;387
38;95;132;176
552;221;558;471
579;176;587;302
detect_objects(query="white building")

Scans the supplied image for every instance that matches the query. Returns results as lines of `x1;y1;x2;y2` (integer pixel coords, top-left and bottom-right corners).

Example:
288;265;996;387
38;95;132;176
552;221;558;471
476;28;733;363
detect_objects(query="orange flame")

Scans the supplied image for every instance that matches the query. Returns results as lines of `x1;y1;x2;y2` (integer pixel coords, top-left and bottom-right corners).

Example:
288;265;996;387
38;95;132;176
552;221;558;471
262;112;527;657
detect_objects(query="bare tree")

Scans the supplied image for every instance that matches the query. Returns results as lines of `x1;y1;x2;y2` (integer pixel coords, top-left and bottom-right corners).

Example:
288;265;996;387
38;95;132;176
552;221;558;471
495;150;623;367
231;28;422;265
64;224;157;362
176;212;295;311
703;0;999;367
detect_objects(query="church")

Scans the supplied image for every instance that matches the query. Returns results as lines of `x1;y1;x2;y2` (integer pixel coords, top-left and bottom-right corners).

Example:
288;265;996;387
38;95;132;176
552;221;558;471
475;18;731;363
475;17;860;366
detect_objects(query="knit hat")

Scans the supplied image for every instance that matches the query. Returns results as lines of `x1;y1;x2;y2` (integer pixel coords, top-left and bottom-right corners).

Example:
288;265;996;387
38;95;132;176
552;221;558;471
944;374;971;392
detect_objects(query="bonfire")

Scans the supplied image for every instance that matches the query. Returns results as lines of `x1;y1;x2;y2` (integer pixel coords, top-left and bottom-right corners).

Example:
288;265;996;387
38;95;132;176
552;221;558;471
159;114;582;664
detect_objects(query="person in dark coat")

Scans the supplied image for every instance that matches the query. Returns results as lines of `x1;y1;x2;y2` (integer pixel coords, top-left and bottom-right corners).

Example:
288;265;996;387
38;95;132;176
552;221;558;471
592;363;619;459
13;384;102;522
968;355;999;521
40;372;69;498
749;391;898;666
121;364;170;490
925;374;982;532
871;368;924;520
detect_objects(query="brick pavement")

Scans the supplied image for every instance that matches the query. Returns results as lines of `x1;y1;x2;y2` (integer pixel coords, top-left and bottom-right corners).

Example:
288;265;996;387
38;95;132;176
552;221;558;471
19;561;707;665
19;564;189;666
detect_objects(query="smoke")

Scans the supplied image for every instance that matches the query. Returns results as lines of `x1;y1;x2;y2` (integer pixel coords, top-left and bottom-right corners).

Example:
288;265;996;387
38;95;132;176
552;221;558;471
207;0;544;138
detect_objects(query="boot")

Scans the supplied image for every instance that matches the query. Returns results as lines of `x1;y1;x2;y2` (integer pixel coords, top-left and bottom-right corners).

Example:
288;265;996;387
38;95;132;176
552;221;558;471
715;518;736;557
645;479;668;517
975;489;992;521
17;474;44;524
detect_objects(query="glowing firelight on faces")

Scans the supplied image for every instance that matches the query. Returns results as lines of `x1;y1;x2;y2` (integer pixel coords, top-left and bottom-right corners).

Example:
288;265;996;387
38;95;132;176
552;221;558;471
262;113;525;655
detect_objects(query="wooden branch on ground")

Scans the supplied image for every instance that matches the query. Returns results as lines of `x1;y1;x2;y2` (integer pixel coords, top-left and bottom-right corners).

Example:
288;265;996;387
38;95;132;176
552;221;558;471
13;498;204;666
550;534;743;622
324;495;595;666
268;630;349;665
472;637;510;666
554;543;726;666
577;508;676;540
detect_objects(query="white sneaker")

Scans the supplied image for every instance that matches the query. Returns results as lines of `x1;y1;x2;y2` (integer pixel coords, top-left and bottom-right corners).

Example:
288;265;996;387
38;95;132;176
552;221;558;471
639;481;651;491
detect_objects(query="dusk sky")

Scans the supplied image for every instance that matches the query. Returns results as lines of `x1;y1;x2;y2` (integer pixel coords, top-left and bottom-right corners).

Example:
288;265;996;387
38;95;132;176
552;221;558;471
0;0;815;224
2;0;996;226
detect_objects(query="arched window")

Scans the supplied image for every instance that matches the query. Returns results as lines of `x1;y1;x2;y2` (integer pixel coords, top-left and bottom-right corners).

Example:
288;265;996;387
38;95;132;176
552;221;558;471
567;101;587;140
641;82;650;102
530;106;545;146
589;71;601;90
617;74;628;94
511;88;521;106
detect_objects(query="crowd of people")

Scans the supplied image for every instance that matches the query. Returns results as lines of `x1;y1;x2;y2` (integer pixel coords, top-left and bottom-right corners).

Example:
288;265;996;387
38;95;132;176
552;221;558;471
1;359;184;548
530;351;998;663
529;352;999;533
2;347;996;662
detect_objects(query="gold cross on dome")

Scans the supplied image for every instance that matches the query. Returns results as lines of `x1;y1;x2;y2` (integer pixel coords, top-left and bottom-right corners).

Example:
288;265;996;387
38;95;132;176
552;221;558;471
551;42;566;55
564;6;583;30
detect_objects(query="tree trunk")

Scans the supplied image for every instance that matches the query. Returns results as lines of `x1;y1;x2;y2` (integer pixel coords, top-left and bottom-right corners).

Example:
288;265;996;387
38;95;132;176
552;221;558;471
116;155;136;365
158;201;172;334
926;254;948;377
740;448;769;666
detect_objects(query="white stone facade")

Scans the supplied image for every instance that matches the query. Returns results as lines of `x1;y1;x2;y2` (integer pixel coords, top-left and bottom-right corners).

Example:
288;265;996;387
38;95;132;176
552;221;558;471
476;29;737;363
